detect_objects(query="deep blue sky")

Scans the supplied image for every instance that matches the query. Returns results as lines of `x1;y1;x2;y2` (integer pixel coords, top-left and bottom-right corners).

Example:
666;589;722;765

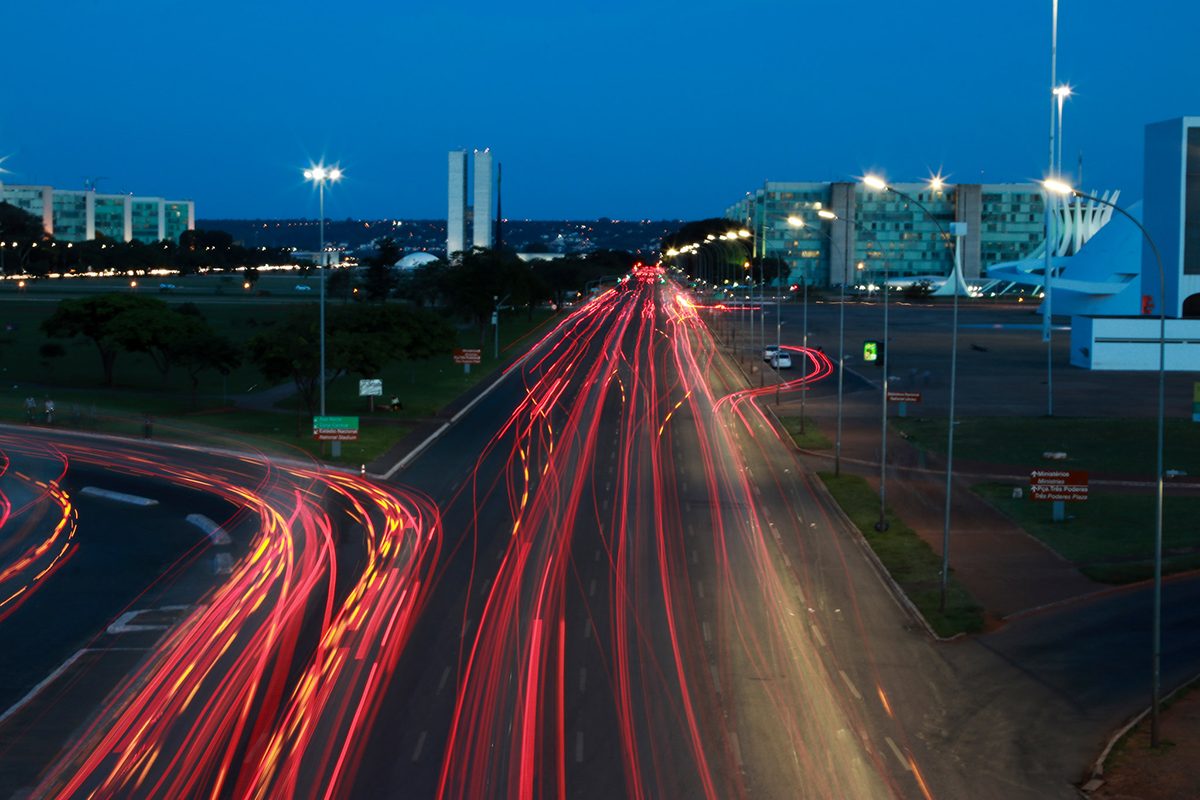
2;1;1196;221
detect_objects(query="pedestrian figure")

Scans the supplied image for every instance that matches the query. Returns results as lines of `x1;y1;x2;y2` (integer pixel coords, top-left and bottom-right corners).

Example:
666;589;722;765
391;396;403;412
25;397;36;423
44;397;55;425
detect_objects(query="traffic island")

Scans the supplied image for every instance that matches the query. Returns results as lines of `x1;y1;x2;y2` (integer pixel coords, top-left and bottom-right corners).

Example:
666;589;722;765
818;471;985;638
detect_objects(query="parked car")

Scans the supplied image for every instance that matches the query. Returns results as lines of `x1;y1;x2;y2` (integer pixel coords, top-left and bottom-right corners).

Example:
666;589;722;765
771;352;792;369
763;344;780;362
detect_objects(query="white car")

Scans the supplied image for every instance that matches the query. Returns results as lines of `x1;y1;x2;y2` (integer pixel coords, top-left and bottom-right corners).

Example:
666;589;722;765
771;352;792;369
763;344;780;362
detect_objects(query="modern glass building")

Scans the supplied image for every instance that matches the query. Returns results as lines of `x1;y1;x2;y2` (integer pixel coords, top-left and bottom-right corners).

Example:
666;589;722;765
0;183;194;243
725;181;1045;287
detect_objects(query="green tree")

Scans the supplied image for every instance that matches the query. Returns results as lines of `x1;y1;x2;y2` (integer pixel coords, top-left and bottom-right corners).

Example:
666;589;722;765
361;237;403;301
173;318;241;407
247;306;322;414
108;300;189;385
41;294;166;386
0;202;50;276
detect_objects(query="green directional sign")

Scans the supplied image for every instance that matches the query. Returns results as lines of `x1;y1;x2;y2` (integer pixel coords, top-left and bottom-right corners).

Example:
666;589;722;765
863;340;880;363
313;416;359;441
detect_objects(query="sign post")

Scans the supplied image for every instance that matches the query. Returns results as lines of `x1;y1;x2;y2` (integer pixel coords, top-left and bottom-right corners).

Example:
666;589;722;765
454;348;482;375
313;416;359;442
1030;469;1088;522
359;378;383;412
887;390;921;418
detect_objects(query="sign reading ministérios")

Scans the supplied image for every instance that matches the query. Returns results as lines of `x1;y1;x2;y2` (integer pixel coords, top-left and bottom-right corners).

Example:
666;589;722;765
887;391;921;403
1029;469;1089;501
313;416;360;441
453;348;482;365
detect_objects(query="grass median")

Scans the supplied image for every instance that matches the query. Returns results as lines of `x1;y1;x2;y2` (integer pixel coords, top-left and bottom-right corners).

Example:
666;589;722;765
819;472;984;637
975;483;1200;583
779;415;832;449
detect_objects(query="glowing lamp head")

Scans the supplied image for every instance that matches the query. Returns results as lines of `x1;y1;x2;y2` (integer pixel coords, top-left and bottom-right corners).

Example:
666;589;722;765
862;174;888;191
328;167;343;181
737;229;750;238
1042;178;1075;196
817;209;837;221
928;176;945;192
1053;84;1072;99
786;215;804;228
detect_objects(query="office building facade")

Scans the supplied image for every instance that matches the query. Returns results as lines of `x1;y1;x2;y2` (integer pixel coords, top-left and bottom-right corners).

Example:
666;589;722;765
725;181;1045;288
447;150;468;256
472;149;493;249
0;183;194;243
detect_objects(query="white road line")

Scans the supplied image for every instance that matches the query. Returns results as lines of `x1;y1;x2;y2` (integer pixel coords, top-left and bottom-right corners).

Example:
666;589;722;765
575;731;585;763
753;486;762;497
810;624;826;648
480;578;491;596
696;580;704;599
687;523;696;538
702;621;712;643
460;619;472;639
594;549;601;562
684;502;691;513
601;499;609;510
437;666;451;693
412;731;427;762
885;737;912;771
579;668;587;693
691;550;698;565
81;487;158;506
0;649;89;726
604;481;611;491
682;481;689;492
839;670;864;701
710;665;721;694
782;554;791;568
729;732;744;767
588;578;597;597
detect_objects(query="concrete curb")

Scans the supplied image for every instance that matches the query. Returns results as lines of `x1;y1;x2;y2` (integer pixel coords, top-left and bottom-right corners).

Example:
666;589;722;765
1083;671;1200;792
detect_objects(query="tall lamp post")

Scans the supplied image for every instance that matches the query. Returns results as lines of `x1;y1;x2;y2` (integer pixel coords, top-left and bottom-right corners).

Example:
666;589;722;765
863;175;964;564
1045;178;1167;746
1044;0;1060;417
303;163;343;432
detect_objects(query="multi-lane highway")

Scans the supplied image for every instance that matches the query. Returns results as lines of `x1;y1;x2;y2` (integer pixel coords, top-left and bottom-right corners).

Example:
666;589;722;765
7;274;1163;799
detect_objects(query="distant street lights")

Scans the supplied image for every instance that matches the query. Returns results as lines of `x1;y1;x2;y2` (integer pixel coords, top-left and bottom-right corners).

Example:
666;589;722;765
1044;177;1168;747
303;162;343;426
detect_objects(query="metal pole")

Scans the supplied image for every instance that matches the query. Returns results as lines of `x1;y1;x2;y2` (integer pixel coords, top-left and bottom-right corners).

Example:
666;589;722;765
493;295;500;359
800;275;808;432
318;180;326;418
940;230;964;610
876;260;889;531
775;240;782;403
1044;0;1058;417
1065;191;1165;743
835;202;849;477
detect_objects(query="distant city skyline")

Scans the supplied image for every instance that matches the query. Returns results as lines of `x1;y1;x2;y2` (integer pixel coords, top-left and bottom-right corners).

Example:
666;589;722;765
2;1;1197;221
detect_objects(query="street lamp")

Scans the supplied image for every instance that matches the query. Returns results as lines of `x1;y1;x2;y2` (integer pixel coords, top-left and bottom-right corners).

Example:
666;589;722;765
861;175;965;568
1044;177;1168;746
817;207;848;475
862;175;894;531
303;162;343;429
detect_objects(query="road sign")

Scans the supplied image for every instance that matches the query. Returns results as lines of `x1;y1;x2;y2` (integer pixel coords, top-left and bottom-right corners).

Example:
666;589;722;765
359;379;383;397
863;340;881;363
453;348;482;365
313;415;359;441
1029;469;1088;502
887;391;921;403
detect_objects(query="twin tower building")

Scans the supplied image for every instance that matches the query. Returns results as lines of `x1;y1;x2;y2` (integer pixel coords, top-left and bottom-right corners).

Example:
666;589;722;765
447;148;495;257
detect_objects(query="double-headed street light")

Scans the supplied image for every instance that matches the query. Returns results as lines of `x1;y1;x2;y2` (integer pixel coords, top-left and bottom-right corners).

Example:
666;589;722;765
862;175;963;557
1045;177;1168;746
303;162;343;425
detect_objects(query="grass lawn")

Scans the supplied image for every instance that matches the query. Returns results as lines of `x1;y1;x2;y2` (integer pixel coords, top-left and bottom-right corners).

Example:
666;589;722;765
819;472;984;637
975;483;1200;583
892;417;1200;478
0;297;560;464
778;415;832;449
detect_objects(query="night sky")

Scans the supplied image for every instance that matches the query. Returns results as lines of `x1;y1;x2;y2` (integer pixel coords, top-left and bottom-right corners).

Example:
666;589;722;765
2;1;1196;221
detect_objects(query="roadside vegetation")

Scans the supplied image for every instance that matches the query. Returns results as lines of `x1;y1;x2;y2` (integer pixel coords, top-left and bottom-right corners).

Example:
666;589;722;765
818;472;984;637
0;203;638;463
779;415;832;449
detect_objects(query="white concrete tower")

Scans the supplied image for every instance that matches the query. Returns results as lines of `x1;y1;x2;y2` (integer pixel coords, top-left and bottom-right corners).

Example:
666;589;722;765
473;148;493;249
447;150;468;257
